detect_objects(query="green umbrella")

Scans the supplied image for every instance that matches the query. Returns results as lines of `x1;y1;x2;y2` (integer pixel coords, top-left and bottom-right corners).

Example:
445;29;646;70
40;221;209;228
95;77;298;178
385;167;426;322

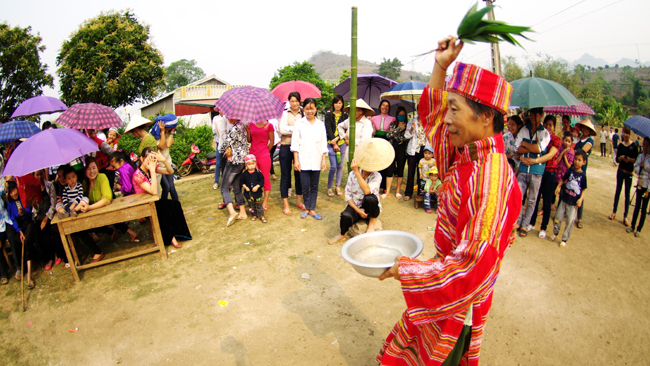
509;77;580;109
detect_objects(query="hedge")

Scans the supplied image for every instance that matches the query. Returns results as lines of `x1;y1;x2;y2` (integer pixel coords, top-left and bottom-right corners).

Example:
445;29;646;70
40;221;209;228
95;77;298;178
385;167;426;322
117;118;215;167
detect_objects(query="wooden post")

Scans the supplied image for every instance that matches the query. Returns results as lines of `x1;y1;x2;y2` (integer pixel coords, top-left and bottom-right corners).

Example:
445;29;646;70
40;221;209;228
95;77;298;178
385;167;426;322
484;0;502;75
348;6;358;170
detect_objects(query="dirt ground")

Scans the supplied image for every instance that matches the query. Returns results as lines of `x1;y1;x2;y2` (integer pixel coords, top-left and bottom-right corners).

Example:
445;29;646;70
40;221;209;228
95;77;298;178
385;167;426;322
1;155;649;366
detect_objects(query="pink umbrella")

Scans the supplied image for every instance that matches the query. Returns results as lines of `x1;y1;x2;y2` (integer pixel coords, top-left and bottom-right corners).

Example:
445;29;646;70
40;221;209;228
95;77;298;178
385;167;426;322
543;101;595;116
271;81;321;101
2;129;98;177
56;103;122;130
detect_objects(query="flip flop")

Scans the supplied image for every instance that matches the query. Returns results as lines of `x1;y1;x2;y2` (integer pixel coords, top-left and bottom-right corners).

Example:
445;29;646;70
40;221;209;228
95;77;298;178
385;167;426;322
576;220;583;229
395;193;402;199
1;278;7;285
404;196;411;201
283;209;292;216
297;204;306;211
608;213;616;220
635;231;641;238
218;203;227;210
260;217;268;223
27;280;35;289
91;253;105;263
128;236;141;243
263;206;269;212
310;213;323;220
300;211;309;219
518;229;528;237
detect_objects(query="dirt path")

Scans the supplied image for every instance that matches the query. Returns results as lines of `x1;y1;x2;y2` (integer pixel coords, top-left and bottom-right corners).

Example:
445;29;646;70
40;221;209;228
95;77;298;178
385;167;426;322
1;155;649;365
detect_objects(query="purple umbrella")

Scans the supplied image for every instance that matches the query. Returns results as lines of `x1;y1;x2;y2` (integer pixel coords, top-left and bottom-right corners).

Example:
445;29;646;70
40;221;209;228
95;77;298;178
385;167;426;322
56;103;122;130
543;101;595;116
2;129;98;177
10;96;68;119
334;74;398;109
214;86;284;123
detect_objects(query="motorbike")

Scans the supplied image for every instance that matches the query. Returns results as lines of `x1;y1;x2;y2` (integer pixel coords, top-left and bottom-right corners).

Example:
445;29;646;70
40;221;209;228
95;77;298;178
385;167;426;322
178;144;217;177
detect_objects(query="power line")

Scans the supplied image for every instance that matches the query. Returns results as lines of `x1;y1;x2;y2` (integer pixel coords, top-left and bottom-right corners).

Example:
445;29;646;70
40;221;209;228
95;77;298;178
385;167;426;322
539;0;626;34
532;0;587;27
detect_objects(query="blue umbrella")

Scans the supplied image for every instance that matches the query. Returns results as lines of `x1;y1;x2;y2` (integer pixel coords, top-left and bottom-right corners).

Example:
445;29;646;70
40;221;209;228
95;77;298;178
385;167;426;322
0;120;41;143
380;81;427;100
624;116;650;139
334;74;397;109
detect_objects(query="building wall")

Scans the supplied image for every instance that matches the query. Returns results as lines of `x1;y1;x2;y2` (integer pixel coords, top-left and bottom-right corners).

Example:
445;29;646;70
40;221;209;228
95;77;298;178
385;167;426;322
141;96;174;117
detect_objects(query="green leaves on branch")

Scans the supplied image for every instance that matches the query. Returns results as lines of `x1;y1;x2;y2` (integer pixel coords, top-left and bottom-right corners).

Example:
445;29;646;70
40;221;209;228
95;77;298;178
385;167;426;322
457;3;533;49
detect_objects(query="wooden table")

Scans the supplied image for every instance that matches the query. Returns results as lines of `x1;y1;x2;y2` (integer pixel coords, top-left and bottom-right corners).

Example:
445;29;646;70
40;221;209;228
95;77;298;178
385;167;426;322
51;193;167;282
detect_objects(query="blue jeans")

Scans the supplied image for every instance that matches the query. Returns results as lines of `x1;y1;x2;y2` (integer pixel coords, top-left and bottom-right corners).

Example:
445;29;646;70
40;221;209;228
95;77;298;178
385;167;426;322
553;201;577;242
517;173;543;227
300;170;320;211
424;192;438;210
327;143;347;188
161;174;178;201
214;143;221;184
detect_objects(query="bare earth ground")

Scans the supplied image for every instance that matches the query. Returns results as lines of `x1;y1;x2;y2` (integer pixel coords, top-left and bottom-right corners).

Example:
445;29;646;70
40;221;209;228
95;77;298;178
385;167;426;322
1;155;649;366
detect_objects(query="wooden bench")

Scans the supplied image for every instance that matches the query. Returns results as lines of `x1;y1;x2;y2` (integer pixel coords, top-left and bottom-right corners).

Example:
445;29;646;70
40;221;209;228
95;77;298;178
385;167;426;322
51;193;166;282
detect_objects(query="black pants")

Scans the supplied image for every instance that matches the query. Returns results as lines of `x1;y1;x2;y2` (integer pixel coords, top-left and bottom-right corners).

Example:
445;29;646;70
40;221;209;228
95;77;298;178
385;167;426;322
405;147;424;197
33;217;55;262
161;174;179;201
0;232;10;279
269;145;277;175
386;143;407;178
4;226;22;272
600;143;606;156
631;187;650;232
279;145;301;198
15;216;36;262
340;194;380;235
613;170;633;217
530;171;556;231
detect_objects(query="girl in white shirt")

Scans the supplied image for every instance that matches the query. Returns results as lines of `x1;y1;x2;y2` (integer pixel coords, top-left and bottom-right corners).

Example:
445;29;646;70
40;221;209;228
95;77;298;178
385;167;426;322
291;98;328;220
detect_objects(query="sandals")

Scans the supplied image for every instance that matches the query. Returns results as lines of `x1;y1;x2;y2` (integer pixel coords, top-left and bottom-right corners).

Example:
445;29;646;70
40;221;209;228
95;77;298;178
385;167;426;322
626;227;634;234
300;212;309;219
27;280;35;289
608;213;616;221
260;217;268;224
218;203;227;210
327;188;335;197
404;196;411;201
518;229;528;237
251;216;257;221
635;231;641;238
395;193;402;199
283;208;292;216
310;213;323;220
91;253;105;263
128;236;141;243
336;187;343;196
15;270;21;280
213;183;219;190
1;278;7;285
263;206;269;212
44;262;53;271
297;204;306;211
576;220;583;229
538;230;547;239
623;218;630;227
271;175;278;181
226;215;237;227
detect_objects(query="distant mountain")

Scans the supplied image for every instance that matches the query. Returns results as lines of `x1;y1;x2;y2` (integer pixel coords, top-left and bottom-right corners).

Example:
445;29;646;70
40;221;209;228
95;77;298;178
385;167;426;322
572;53;608;68
308;50;428;84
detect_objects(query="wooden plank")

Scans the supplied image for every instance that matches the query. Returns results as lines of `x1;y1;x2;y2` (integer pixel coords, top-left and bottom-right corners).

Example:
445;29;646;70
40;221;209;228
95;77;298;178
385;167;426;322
76;247;160;270
57;226;79;282
67;235;81;267
59;204;151;235
149;202;168;260
51;193;158;225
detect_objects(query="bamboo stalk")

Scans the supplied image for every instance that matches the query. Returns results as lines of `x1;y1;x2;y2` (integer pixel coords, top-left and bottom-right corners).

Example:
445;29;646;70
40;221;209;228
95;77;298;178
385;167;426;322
348;6;358;170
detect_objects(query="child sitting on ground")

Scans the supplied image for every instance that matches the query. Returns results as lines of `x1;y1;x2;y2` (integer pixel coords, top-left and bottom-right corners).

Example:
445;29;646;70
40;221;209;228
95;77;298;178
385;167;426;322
550;149;588;248
109;151;136;196
240;154;267;223
106;127;120;150
55;166;88;219
418;146;436;195
424;167;442;213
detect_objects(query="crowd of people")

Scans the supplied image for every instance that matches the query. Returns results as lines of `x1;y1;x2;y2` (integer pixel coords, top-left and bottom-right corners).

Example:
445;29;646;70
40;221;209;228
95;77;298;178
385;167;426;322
0;117;192;287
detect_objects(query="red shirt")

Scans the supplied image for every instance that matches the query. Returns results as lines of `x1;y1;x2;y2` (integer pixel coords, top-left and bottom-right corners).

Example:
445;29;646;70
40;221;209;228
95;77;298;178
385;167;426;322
544;133;562;173
91;136;109;170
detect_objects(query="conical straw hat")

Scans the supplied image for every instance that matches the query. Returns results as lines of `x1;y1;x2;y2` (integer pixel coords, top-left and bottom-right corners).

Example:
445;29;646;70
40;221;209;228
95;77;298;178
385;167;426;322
576;119;597;136
343;99;375;117
355;138;395;172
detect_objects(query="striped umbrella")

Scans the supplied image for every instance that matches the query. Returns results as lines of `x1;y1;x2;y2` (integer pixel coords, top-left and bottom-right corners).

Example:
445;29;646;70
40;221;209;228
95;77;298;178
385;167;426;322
0;120;41;143
543;101;595;116
214;86;284;123
56;103;122;130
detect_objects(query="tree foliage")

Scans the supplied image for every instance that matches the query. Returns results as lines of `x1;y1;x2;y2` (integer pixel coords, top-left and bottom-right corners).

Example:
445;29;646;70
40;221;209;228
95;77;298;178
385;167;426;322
339;69;351;85
269;61;334;112
375;57;403;81
57;11;165;108
164;59;206;92
0;23;53;122
501;55;523;82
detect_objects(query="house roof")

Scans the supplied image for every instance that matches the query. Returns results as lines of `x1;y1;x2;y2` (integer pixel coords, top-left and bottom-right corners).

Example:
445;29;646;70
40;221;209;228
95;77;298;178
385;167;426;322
140;74;230;109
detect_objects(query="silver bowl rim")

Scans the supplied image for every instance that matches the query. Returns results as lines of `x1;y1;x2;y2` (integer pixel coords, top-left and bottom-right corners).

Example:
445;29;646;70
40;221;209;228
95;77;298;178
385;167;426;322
340;230;424;269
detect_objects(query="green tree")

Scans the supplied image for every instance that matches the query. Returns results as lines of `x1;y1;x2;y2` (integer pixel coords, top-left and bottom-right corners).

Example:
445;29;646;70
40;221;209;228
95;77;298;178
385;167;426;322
164;59;205;92
595;99;628;127
526;53;578;94
0;23;53;122
269;61;334;112
339;69;350;84
638;97;650;118
57;11;165;108
501;55;524;82
375;57;403;81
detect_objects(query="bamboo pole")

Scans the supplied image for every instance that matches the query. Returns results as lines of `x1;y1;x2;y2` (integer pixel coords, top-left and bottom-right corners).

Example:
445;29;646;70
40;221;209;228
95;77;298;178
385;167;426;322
348;6;358;170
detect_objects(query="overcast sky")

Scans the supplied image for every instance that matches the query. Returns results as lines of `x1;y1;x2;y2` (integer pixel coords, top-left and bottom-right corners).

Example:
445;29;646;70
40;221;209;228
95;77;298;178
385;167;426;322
4;0;650;104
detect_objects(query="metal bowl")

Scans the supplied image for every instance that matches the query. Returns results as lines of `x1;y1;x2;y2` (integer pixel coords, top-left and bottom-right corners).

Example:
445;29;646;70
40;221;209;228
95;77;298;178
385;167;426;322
340;230;424;278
